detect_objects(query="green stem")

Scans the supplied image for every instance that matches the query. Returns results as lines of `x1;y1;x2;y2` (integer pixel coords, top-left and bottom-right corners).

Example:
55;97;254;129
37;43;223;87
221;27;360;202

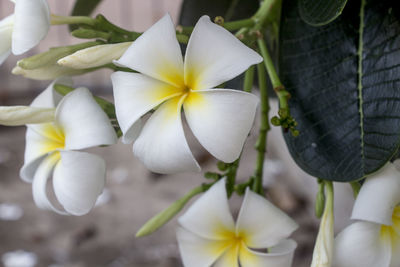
224;0;240;21
252;63;270;195
179;18;255;35
257;38;293;124
176;34;189;44
243;65;255;92
226;159;240;197
252;0;276;29
136;183;213;237
51;14;96;26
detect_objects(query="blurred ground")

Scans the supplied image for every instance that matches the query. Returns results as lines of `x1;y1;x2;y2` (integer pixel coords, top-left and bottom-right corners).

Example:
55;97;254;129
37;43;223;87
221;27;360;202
0;98;355;267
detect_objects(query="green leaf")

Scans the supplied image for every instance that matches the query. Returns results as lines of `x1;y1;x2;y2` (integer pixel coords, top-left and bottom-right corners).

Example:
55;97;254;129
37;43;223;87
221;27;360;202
70;0;103;30
279;0;400;182
298;0;348;26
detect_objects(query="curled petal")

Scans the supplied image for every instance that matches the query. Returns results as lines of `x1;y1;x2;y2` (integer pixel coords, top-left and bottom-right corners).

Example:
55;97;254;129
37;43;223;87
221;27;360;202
333;221;391;267
0;106;55;126
58;42;132;69
184;89;258;163
115;14;184;88
236;188;298;248
0;15;13;65
176;227;230;267
111;72;181;143
239;239;297;267
184;16;262;90
178;179;235;240
53;151;105;216
32;153;67;215
352;163;400;225
12;0;50;55
133;96;200;173
56;87;117;150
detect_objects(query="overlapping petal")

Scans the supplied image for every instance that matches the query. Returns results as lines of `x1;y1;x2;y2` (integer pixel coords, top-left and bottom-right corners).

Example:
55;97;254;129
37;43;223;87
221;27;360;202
30;78;71;108
176;227;231;267
133;96;200;173
184;16;263;90
333;221;391;267
239;239;297;267
12;0;50;55
111;72;182;143
55;87;117;150
115;14;184;88
53;151;105;216
178;179;235;240
32;153;67;215
352;163;400;225
0;15;13;65
214;244;240;267
184;89;258;163
236;188;298;248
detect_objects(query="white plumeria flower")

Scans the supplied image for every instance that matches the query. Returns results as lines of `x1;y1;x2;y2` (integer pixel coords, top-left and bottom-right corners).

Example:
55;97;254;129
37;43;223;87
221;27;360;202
333;163;400;267
20;80;117;216
0;0;50;64
111;14;262;174
176;179;298;267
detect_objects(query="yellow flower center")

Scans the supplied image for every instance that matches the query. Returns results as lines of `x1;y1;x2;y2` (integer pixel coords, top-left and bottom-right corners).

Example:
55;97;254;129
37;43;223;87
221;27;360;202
380;206;400;246
34;123;65;160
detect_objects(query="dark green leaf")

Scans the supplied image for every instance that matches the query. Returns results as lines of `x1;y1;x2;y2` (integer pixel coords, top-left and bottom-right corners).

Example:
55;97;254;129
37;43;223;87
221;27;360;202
298;0;348;26
279;0;400;182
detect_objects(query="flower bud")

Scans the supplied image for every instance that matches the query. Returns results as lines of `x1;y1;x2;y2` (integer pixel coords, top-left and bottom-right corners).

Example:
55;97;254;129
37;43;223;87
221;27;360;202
58;42;132;69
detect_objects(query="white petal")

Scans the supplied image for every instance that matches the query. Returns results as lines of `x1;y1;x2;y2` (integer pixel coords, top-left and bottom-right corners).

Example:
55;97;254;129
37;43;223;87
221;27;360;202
0;15;13;65
352;163;400;225
133;96;200;173
239;239;297;267
12;0;50;55
32;153;67;215
115;14;184;88
333;221;391;267
30;78;72;108
184;89;258;163
184;16;262;90
53;151;105;216
176;227;230;267
20;123;64;182
178;179;235;240
236;188;298;248
0;106;54;126
56;87;117;150
58;42;132;69
111;72;181;143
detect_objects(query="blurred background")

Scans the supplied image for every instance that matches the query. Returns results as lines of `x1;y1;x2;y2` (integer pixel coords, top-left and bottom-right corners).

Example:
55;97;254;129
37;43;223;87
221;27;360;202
0;0;355;266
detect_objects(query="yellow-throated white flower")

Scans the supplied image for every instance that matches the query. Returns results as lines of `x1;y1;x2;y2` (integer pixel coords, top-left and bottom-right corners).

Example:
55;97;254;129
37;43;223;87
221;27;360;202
111;14;262;174
333;163;400;267
176;179;298;267
19;81;117;215
0;0;50;64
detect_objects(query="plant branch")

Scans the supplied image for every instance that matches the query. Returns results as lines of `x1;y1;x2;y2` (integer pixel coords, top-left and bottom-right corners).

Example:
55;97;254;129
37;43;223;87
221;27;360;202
243;65;255;92
251;63;270;195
